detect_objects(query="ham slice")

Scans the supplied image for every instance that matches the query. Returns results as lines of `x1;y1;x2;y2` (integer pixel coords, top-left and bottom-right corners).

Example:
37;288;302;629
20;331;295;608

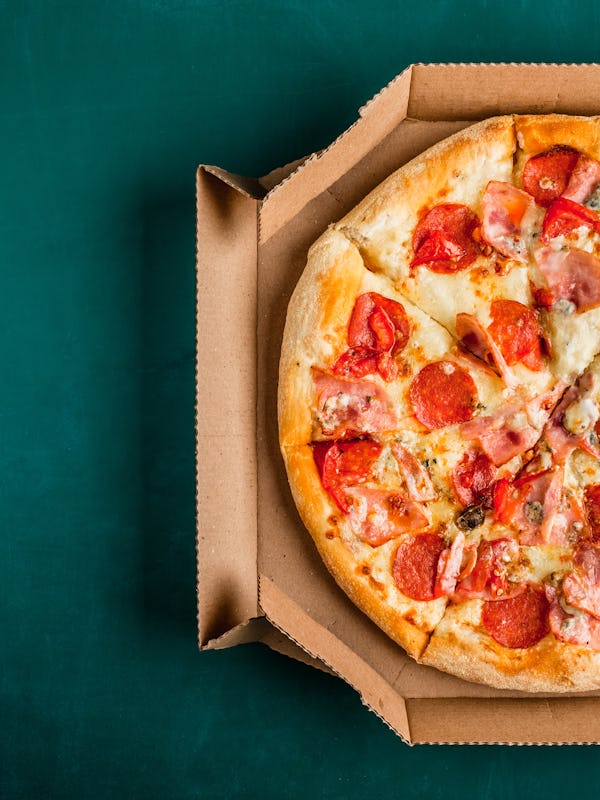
546;583;600;650
313;369;397;438
494;467;566;545
434;532;466;597
563;545;600;620
518;468;565;546
461;388;562;466
542;372;600;463
344;487;429;546
455;312;516;388
481;181;535;262
563;156;600;205
534;246;600;313
390;442;437;502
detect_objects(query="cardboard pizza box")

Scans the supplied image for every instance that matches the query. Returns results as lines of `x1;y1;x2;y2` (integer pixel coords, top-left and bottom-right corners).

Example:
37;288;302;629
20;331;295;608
196;63;600;745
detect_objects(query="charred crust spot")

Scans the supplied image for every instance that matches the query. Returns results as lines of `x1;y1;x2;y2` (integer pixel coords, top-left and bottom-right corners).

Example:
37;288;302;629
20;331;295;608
361;564;371;575
327;515;338;526
325;531;335;540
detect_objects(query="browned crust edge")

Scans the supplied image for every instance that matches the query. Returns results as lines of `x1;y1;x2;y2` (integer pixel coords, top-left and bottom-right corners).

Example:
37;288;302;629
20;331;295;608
421;603;600;693
515;114;600;160
278;228;366;447
335;115;515;238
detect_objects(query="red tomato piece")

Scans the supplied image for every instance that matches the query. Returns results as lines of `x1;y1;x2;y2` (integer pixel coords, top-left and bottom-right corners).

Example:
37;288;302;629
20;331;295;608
347;294;380;350
347;293;410;354
368;306;395;351
456;538;517;599
313;438;383;512
541;197;600;242
584;484;600;543
331;348;380;379
411;204;480;273
375;295;411;355
452;450;497;508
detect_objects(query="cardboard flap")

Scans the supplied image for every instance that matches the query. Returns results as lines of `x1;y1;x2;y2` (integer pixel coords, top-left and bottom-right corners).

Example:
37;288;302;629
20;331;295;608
202;617;267;650
259;576;411;742
259;68;413;243
408;62;600;120
196;166;261;646
202;165;265;200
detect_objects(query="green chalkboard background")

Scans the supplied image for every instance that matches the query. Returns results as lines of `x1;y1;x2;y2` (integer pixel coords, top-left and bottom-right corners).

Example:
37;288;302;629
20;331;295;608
3;1;600;797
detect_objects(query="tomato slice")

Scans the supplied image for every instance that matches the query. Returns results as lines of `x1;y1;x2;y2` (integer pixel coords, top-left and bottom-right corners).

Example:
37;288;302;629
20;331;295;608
541;197;600;242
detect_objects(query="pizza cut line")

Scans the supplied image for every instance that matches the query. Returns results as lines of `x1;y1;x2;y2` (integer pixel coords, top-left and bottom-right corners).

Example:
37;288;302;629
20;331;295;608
278;115;600;692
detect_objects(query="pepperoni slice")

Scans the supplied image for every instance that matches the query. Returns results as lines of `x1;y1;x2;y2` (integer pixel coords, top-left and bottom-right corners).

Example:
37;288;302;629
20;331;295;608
522;146;580;207
392;533;446;601
488;299;544;371
347;292;410;354
409;361;478;430
452;450;496;507
584;485;600;543
541;197;600;242
411;204;480;273
482;586;550;648
313;438;382;512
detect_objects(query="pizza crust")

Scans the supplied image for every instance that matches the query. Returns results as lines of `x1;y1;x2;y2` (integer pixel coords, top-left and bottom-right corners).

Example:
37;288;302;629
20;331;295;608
421;599;600;692
515;114;600;162
335;116;514;282
278;229;365;447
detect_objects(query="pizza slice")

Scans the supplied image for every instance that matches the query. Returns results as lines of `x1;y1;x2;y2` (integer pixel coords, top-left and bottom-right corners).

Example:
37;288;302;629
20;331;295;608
282;439;447;658
335;118;530;333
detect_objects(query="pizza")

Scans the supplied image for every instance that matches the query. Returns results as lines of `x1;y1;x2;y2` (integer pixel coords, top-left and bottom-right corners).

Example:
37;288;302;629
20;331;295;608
278;115;600;692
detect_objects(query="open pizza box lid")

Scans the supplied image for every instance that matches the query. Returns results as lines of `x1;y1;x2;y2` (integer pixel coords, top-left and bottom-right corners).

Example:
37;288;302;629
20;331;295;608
197;63;600;745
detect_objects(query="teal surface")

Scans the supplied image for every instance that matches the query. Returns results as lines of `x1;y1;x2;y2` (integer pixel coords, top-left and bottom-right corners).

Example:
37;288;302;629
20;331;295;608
3;1;600;798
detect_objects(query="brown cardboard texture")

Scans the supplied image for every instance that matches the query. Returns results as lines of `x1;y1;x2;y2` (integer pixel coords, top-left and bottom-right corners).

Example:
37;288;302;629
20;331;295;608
196;63;600;744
